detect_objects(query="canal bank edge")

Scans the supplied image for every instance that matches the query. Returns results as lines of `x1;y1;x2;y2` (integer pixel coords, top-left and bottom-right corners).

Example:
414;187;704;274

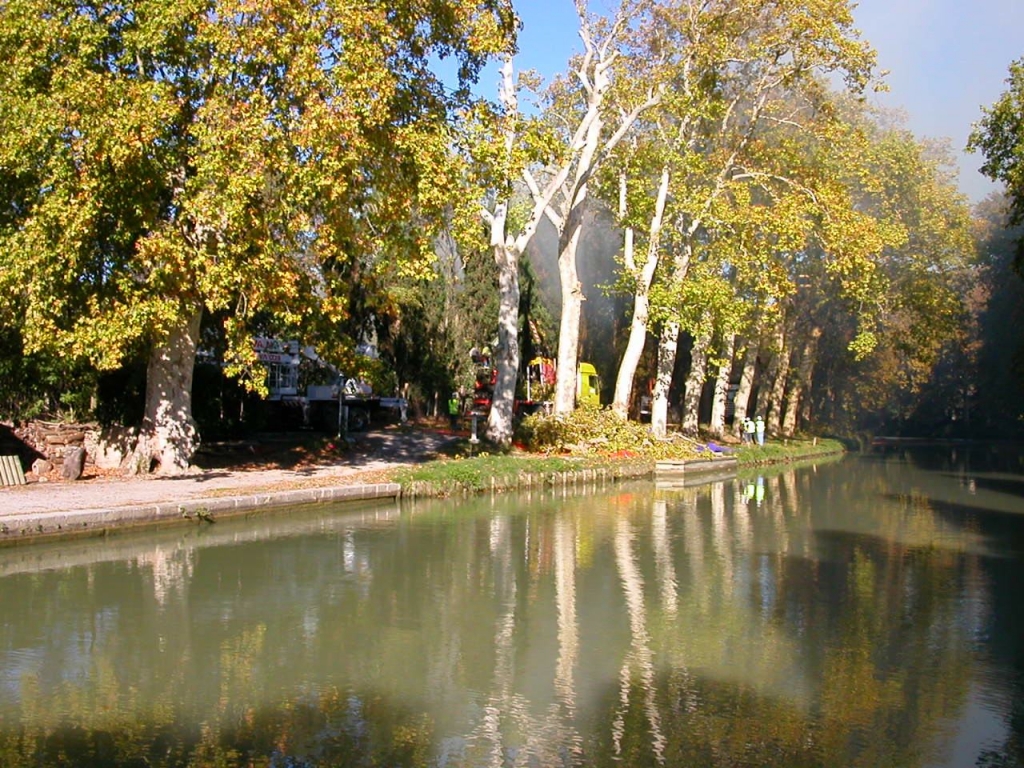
0;438;844;545
0;483;402;545
394;437;844;498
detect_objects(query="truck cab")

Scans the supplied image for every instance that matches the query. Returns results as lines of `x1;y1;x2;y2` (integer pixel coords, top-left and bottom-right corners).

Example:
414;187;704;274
576;362;601;407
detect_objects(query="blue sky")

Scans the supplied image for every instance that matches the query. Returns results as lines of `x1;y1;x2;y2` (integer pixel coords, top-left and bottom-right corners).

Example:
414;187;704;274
486;0;1024;204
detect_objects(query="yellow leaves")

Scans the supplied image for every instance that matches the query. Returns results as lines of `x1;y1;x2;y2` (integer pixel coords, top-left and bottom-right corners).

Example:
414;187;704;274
463;4;517;57
0;0;516;382
847;330;877;361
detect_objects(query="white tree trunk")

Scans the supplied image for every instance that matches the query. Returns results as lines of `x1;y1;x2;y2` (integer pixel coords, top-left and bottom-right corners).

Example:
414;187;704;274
681;328;710;435
612;166;670;419
732;337;759;437
650;321;679;438
135;307;202;475
650;230;695;438
611;223;641;418
707;332;736;437
481;57;552;444
554;207;587;414
550;45;605;417
486;202;521;445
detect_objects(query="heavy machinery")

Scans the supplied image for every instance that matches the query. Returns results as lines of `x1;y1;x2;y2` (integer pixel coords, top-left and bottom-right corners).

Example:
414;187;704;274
256;338;404;432
470;349;602;417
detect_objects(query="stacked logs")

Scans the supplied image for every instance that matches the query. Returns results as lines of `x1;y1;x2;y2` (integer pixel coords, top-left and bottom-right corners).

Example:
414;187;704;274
13;421;94;480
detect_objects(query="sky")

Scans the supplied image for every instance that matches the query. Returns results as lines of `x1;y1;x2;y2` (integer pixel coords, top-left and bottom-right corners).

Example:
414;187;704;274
492;0;1024;204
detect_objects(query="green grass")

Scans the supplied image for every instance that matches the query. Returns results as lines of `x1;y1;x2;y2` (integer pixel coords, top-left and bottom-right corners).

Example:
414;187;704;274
733;437;845;465
391;452;653;496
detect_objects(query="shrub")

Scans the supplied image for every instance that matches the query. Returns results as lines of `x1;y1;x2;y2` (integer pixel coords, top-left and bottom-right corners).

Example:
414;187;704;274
516;407;702;460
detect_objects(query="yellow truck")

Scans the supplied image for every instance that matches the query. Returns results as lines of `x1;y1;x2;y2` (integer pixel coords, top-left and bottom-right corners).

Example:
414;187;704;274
520;357;602;410
576;362;601;408
472;355;603;416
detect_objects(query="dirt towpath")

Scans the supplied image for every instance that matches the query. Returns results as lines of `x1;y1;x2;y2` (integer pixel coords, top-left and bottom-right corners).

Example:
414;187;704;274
0;426;462;541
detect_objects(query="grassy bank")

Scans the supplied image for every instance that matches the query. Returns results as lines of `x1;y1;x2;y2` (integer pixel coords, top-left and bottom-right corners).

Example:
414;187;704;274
391;436;846;498
731;437;846;466
392;452;653;497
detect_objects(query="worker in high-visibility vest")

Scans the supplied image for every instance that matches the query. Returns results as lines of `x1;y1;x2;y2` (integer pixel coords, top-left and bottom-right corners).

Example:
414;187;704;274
743;416;756;444
755;415;765;446
448;393;460;431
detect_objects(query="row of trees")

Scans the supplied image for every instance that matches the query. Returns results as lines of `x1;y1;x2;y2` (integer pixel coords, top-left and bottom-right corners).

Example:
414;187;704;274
1;0;1022;472
449;0;1000;446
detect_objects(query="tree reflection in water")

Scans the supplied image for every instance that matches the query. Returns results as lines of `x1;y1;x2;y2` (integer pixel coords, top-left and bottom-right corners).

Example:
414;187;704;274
1;450;1022;767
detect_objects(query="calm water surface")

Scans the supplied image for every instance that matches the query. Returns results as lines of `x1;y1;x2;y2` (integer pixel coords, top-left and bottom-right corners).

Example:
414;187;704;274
1;446;1023;767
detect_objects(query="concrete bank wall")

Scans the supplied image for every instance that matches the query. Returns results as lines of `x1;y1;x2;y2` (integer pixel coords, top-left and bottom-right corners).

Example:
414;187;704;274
0;483;401;544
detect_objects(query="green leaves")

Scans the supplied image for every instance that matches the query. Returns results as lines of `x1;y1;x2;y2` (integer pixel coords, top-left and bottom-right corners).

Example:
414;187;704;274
0;0;516;388
970;58;1024;227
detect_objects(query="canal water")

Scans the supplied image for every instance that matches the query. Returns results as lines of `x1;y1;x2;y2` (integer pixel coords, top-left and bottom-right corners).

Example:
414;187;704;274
1;446;1022;767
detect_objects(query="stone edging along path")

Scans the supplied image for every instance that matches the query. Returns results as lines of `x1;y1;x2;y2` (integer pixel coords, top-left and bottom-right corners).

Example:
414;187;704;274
0;483;402;544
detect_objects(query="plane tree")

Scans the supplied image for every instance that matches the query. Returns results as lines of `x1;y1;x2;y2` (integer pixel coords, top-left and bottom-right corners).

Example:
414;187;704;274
697;104;974;440
698;108;964;440
970;58;1024;245
0;0;515;473
680;105;974;441
527;0;665;416
596;34;716;422
455;57;570;445
731;112;900;438
970;57;1024;436
809;118;975;436
968;195;1024;437
580;0;877;438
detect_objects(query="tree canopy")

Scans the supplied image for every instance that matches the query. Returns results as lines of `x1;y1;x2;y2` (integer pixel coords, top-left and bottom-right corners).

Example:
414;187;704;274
0;0;1012;454
970;58;1024;227
0;0;516;470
